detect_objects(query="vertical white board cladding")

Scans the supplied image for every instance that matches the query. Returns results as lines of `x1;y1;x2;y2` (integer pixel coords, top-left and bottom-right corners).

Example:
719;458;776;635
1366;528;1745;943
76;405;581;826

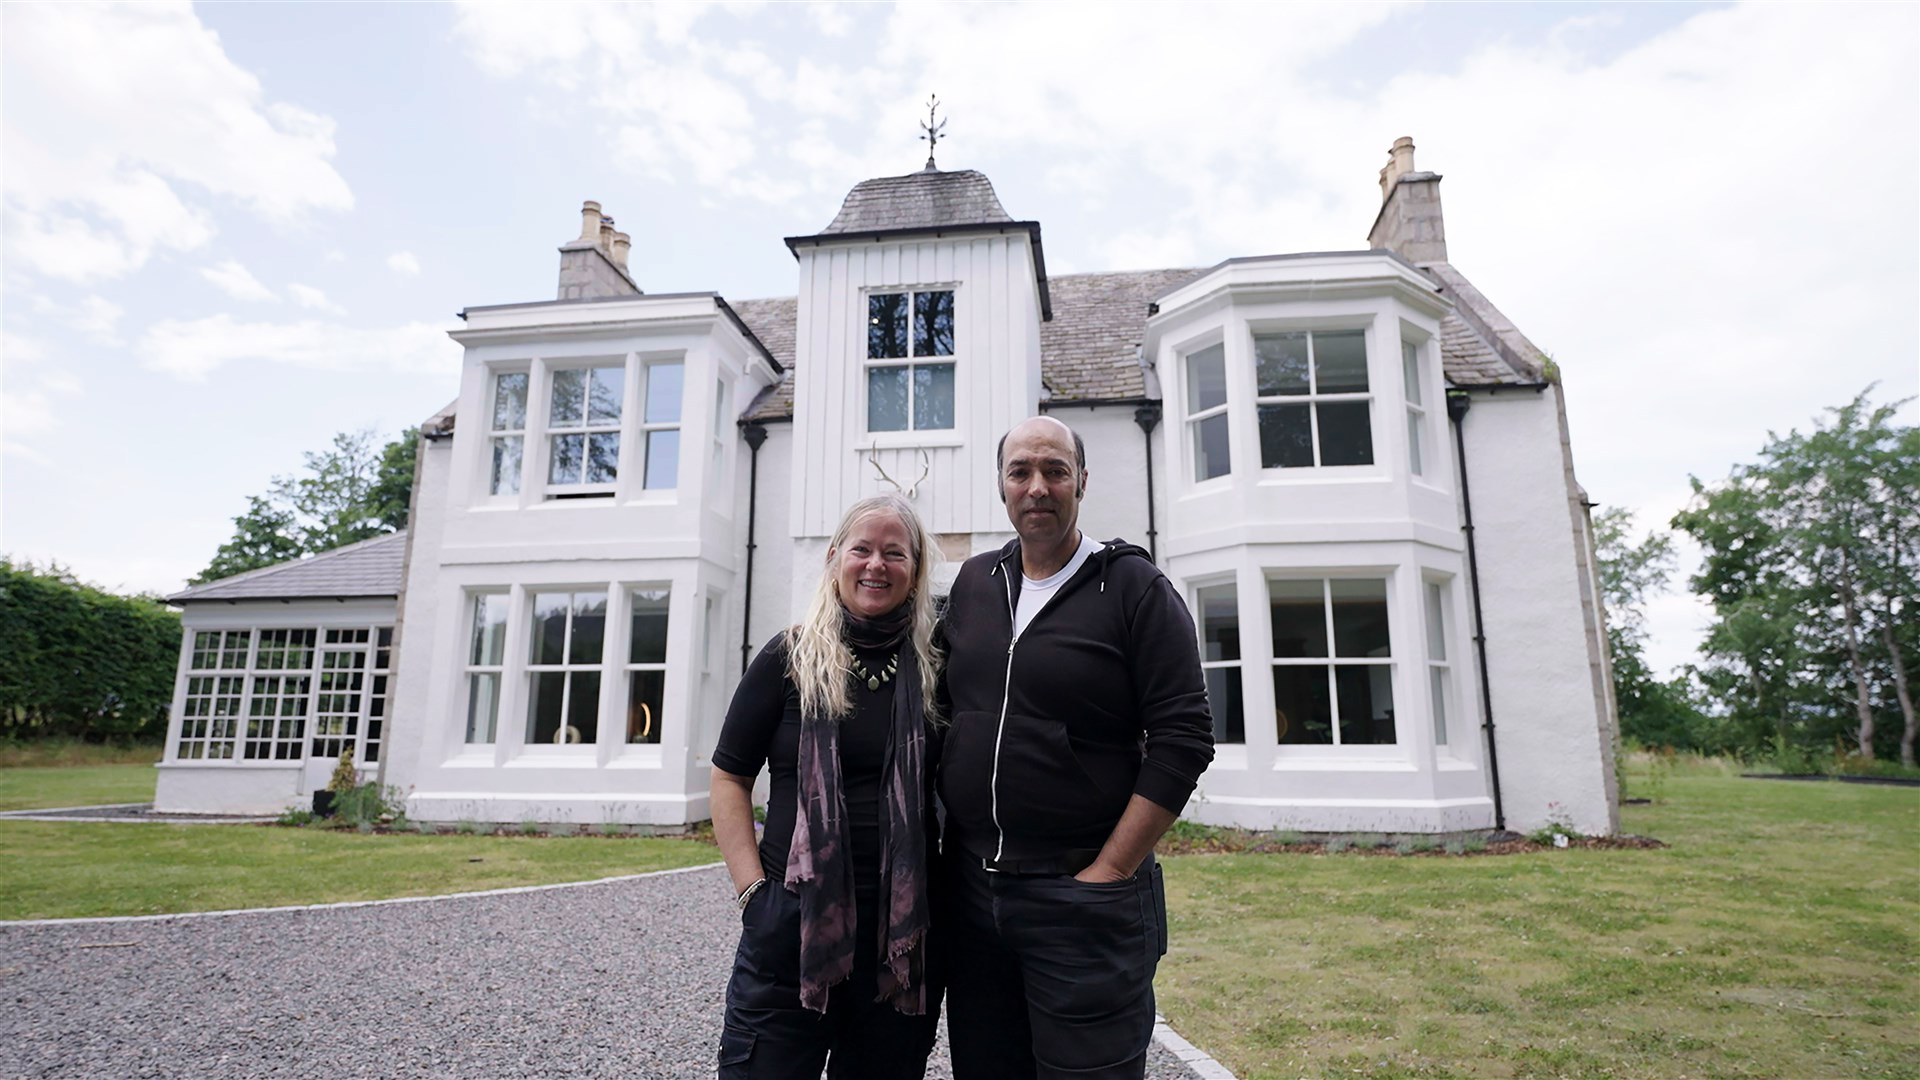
789;233;1043;540
1456;386;1618;836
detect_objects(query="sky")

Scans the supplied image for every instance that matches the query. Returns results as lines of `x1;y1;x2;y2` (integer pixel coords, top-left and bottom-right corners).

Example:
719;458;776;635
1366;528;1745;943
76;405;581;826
2;1;1916;677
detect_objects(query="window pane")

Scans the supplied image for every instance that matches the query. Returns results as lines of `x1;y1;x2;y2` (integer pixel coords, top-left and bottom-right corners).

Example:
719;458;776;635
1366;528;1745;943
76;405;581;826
1401;342;1422;406
644;430;679;489
913;363;955;429
1269;579;1328;658
1407;413;1424;476
630;588;671;663
1186;344;1227;412
569;592;607;665
1206;667;1244;744
1272;666;1334;744
628;669;665;744
527;672;566;744
1192;414;1230;482
869;293;909;359
566;671;601;744
914;290;955;357
548;433;584;484
471;594;509;665
1314;331;1369;393
1337;665;1396;745
868;365;909;432
492;372;528;431
1330;579;1391;658
646;362;684;424
466;673;500;743
531;592;570;665
549;368;585;426
1425;582;1447;661
586;432;620;484
1258;403;1314;469
1196;584;1239;662
1317;401;1374;467
588;367;624;423
491;436;523;495
1254;334;1310;397
1430;668;1449;746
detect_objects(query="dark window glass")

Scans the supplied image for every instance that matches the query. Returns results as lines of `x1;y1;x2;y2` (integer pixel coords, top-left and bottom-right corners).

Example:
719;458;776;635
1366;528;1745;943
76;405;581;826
1197;585;1240;662
1258;403;1314;468
585;433;620;483
914;291;955;356
869;293;909;359
1272;667;1334;745
1255;334;1310;396
569;593;607;665
566;671;601;744
627;670;665;744
1314;331;1369;393
1194;414;1230;481
1269;579;1328;657
1336;665;1395;744
1206;667;1244;744
528;672;565;743
1330;579;1391;658
531;593;570;665
630;590;670;663
1318;402;1374;466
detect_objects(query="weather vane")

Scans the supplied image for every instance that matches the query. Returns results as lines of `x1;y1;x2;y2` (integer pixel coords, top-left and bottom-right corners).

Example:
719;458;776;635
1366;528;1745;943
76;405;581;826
919;94;946;172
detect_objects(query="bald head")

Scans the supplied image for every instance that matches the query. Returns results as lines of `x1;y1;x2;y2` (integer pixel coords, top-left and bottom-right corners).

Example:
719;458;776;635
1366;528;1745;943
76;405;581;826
996;416;1085;474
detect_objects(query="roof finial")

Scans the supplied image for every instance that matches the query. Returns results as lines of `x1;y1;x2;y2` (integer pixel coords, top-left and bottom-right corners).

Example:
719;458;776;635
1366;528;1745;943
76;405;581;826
919;94;946;172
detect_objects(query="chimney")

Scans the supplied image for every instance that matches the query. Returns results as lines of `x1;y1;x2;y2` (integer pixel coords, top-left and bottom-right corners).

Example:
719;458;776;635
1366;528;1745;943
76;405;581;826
1367;136;1448;264
557;200;642;301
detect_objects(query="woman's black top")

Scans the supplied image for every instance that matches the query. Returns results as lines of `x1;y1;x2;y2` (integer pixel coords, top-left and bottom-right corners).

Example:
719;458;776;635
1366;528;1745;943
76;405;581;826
712;634;897;898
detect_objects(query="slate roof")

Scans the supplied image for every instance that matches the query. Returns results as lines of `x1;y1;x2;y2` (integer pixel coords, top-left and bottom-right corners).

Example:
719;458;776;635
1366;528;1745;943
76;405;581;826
1040;269;1204;401
1423;262;1547;385
167;531;408;604
733;297;799;421
813;169;1013;236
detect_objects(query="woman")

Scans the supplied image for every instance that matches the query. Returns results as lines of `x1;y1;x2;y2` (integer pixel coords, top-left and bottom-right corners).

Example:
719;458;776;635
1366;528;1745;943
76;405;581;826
711;493;943;1079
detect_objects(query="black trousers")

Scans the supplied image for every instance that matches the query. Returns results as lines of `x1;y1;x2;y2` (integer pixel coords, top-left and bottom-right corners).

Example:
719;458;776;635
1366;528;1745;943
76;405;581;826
719;884;940;1080
939;851;1167;1080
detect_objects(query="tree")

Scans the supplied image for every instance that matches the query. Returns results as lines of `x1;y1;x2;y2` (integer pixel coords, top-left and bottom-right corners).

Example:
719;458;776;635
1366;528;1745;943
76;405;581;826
1592;508;1707;749
0;560;180;742
193;428;418;585
1673;388;1918;763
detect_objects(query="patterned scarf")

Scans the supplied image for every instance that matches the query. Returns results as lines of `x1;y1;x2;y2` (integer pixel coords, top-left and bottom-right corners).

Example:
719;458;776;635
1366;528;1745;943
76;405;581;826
785;604;931;1015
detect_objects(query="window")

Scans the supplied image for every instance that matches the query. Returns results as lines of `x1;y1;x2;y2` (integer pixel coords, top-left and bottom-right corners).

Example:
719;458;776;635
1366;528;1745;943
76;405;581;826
867;290;955;432
244;630;314;760
642;361;683;489
1403;340;1427;477
1254;330;1374;468
1195;583;1243;743
1268;578;1395;746
625;588;671;744
179;634;246;760
547;365;624;492
1424;581;1452;746
1185;343;1230;482
489;372;528;495
527;591;607;744
312;628;369;760
364;627;393;763
711;379;729;482
464;594;509;744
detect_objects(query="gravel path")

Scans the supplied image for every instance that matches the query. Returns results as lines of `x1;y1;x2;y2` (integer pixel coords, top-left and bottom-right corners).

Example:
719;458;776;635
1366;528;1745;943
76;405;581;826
0;863;1213;1079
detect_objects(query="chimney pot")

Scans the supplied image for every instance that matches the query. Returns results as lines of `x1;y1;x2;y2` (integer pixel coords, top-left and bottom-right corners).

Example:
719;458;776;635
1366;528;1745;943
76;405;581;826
598;217;616;253
579;201;603;242
611;231;631;271
1379;136;1418;201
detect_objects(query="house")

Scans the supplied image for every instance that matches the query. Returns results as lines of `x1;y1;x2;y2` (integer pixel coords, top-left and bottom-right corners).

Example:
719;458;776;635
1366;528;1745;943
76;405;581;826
157;138;1621;836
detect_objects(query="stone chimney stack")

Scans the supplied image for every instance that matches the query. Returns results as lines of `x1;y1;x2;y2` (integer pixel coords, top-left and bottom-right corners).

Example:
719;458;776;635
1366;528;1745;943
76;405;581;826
1367;136;1448;264
557;199;642;301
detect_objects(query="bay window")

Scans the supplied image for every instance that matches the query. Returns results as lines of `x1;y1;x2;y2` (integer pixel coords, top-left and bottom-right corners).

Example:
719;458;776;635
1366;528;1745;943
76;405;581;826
464;594;508;744
625;587;670;744
526;591;607;744
642;361;683;489
1424;580;1453;746
1269;578;1395;746
1195;582;1244;743
547;365;624;493
1185;343;1231;482
1403;340;1428;478
489;372;528;496
1254;330;1374;468
867;289;955;432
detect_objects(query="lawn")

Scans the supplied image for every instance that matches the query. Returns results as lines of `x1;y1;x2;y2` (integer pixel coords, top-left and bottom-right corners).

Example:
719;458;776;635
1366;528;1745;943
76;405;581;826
1155;765;1920;1079
0;762;157;812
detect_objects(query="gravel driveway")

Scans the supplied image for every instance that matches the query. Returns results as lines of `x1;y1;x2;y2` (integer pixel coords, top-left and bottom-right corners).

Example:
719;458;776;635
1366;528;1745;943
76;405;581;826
0;863;1215;1079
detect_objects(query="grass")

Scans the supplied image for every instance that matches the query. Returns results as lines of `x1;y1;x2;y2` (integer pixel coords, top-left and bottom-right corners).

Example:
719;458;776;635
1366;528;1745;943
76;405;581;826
0;822;720;920
0;762;157;812
1155;769;1920;1079
0;739;162;769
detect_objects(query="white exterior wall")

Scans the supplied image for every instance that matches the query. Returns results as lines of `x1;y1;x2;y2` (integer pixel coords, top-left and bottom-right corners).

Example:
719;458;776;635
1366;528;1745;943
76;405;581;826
1456;386;1619;835
1050;405;1157;557
789;233;1044;541
156;597;396;815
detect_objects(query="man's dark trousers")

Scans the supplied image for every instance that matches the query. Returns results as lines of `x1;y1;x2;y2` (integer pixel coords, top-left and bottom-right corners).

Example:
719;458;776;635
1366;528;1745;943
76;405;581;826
940;849;1168;1079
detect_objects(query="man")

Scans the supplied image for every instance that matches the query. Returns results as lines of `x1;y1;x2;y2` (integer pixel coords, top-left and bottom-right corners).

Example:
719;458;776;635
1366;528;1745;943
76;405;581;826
937;415;1215;1080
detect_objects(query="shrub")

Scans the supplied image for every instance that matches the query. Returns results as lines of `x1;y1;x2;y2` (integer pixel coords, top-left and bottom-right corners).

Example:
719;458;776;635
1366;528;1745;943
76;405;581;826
1272;829;1306;846
518;819;541;836
330;782;401;827
1323;837;1352;854
1353;833;1388;849
276;807;315;827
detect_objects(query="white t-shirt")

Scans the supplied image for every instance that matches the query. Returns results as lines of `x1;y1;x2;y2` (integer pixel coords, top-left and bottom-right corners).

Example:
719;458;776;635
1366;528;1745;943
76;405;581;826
1014;534;1103;638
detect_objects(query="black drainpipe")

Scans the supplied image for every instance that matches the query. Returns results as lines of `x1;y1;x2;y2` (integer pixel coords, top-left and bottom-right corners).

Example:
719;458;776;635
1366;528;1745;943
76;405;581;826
1133;403;1162;563
1447;391;1506;832
739;422;768;673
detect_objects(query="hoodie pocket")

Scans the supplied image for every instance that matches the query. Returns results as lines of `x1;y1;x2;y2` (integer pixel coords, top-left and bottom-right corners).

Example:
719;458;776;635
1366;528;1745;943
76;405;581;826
996;712;1129;841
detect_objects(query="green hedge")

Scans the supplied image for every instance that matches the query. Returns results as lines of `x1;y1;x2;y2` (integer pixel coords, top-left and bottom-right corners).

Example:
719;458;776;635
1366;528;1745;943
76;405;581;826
0;561;180;742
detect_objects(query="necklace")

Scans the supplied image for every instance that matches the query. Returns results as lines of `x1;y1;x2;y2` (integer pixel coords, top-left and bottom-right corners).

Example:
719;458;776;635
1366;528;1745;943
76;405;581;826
850;651;900;692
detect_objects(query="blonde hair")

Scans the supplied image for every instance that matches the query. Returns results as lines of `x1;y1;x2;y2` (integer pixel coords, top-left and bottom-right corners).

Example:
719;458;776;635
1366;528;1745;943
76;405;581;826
787;494;942;724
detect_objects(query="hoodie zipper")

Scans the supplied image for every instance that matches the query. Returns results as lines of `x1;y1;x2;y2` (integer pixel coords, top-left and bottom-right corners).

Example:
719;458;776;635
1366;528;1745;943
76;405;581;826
988;557;1018;862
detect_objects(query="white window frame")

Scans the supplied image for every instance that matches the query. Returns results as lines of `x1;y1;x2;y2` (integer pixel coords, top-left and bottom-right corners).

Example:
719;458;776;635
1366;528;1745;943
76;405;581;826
311;628;370;761
544;362;625;497
1424;577;1454;747
487;368;529;497
1403;338;1428;478
242;629;314;761
463;592;509;745
524;588;610;746
1183;341;1232;484
1193;578;1244;745
179;630;251;761
1252;329;1376;470
638;358;684;491
863;287;958;435
623;585;672;745
1267;576;1397;748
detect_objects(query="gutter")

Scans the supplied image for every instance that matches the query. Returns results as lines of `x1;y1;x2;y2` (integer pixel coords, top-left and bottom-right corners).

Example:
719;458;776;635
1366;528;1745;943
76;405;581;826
739;422;769;673
1447;389;1506;832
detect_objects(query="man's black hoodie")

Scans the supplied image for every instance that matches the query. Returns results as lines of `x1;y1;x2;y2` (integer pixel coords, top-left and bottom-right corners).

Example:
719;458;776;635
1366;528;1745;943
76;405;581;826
936;537;1215;864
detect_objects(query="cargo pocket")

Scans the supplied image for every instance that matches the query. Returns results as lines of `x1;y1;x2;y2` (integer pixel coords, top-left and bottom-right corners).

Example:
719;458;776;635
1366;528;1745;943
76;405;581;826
717;1024;755;1076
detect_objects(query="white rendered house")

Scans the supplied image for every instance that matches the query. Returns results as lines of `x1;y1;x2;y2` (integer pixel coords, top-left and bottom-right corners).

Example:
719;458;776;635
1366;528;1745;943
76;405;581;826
159;139;1620;836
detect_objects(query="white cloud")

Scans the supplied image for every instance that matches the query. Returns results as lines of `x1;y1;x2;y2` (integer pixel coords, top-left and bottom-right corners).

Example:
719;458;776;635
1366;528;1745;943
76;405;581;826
30;294;125;344
200;259;278;303
386;251;422;276
1;336;83;460
287;283;346;315
137;314;459;381
1;3;353;283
